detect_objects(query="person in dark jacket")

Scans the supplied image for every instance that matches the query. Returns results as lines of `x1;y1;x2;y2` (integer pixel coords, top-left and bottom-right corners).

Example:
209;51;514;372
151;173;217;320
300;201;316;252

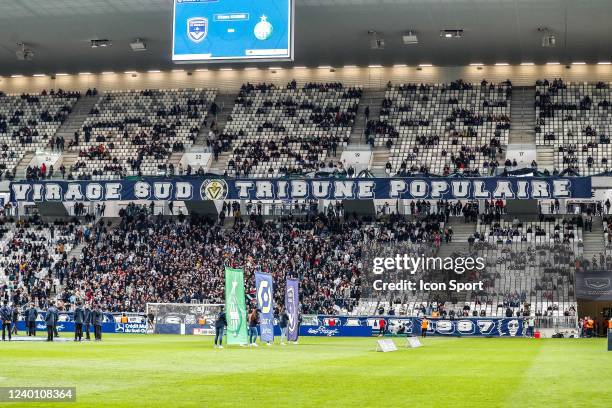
214;306;227;348
53;305;61;338
92;305;103;341
74;302;85;342
45;302;59;342
1;301;13;341
11;306;19;336
83;304;92;341
279;307;289;345
26;303;38;337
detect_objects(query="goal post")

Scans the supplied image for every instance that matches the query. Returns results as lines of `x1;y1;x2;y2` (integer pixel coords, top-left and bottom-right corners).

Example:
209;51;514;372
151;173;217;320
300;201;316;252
145;303;224;335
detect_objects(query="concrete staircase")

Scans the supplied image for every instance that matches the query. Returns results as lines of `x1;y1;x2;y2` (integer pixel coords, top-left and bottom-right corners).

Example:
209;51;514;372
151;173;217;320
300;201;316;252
52;241;87;296
14;152;35;178
195;93;236;146
208;151;232;175
349;89;386;145
448;219;477;242
509;86;536;144
60;151;80;175
536;145;555;172
369;147;389;176
53;95;100;145
168;151;184;170
436;241;471;258
582;216;605;261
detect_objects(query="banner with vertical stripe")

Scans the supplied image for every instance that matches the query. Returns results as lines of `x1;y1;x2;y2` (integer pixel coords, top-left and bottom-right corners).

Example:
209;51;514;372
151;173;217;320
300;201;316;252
224;267;248;345
255;271;275;343
285;278;300;342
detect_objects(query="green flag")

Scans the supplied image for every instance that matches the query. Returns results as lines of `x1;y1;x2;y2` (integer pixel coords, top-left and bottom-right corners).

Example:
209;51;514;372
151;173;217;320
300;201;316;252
224;267;248;345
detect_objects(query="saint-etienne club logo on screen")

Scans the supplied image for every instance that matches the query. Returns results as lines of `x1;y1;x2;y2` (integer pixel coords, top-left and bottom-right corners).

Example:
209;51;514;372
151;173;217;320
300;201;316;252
200;179;229;200
187;17;208;43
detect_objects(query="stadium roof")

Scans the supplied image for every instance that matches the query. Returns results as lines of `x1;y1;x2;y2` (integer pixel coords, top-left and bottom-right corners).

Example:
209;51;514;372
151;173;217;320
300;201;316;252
0;0;611;76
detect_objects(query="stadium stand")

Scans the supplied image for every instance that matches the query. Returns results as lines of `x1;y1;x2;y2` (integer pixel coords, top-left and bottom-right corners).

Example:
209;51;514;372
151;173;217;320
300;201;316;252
39;209;450;314
221;81;362;177
535;79;612;175
470;218;581;317
368;80;511;176
0;90;78;180
0;213;87;308
68;88;216;179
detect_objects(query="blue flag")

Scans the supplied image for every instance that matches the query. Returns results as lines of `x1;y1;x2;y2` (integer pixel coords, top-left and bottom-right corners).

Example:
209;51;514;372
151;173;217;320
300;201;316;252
255;271;274;343
285;278;299;342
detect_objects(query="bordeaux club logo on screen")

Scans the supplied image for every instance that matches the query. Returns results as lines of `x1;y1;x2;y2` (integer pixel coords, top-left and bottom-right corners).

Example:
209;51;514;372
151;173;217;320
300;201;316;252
200;179;228;200
187;17;208;43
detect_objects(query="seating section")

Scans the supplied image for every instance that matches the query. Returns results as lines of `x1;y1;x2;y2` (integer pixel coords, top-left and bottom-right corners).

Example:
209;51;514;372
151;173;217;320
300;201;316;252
0;91;77;178
0;215;86;306
358;219;581;318
223;82;361;177
470;219;581;316
535;79;612;175
71;88;216;179
369;80;511;175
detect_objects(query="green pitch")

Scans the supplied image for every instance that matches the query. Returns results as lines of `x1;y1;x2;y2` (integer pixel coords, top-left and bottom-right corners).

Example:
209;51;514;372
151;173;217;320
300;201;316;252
1;335;610;407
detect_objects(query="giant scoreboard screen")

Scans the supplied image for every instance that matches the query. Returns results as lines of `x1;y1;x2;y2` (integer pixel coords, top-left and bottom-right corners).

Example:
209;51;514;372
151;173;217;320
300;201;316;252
172;0;294;63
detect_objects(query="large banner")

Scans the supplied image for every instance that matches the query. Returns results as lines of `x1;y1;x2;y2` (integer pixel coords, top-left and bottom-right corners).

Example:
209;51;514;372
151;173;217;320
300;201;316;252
285;278;300;342
575;271;612;300
255;271;275;343
224;267;248;345
301;316;526;337
9;176;592;202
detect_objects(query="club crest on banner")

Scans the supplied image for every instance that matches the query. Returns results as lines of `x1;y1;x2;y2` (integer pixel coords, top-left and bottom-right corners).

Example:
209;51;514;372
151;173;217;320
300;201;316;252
187;17;208;43
200;179;228;200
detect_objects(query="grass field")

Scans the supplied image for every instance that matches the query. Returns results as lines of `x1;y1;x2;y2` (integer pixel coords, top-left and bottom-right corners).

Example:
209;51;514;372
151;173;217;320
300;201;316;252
1;335;611;407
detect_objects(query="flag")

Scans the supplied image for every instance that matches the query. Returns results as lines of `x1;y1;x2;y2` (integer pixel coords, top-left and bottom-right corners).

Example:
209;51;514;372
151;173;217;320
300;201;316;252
255;271;274;343
285;278;299;342
224;267;248;345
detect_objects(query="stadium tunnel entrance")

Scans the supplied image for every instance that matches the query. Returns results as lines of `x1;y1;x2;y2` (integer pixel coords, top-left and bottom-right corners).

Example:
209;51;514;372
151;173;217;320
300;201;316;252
578;300;612;336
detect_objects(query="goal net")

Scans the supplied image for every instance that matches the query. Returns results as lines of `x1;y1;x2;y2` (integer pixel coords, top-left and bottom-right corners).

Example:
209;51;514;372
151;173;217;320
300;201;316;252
145;303;224;335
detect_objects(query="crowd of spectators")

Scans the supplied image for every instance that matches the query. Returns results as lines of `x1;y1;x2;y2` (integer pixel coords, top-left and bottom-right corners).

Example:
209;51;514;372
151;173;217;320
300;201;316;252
0;213;91;310
371;79;511;176
30;207;449;314
216;81;361;178
66;89;215;179
0;89;77;180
